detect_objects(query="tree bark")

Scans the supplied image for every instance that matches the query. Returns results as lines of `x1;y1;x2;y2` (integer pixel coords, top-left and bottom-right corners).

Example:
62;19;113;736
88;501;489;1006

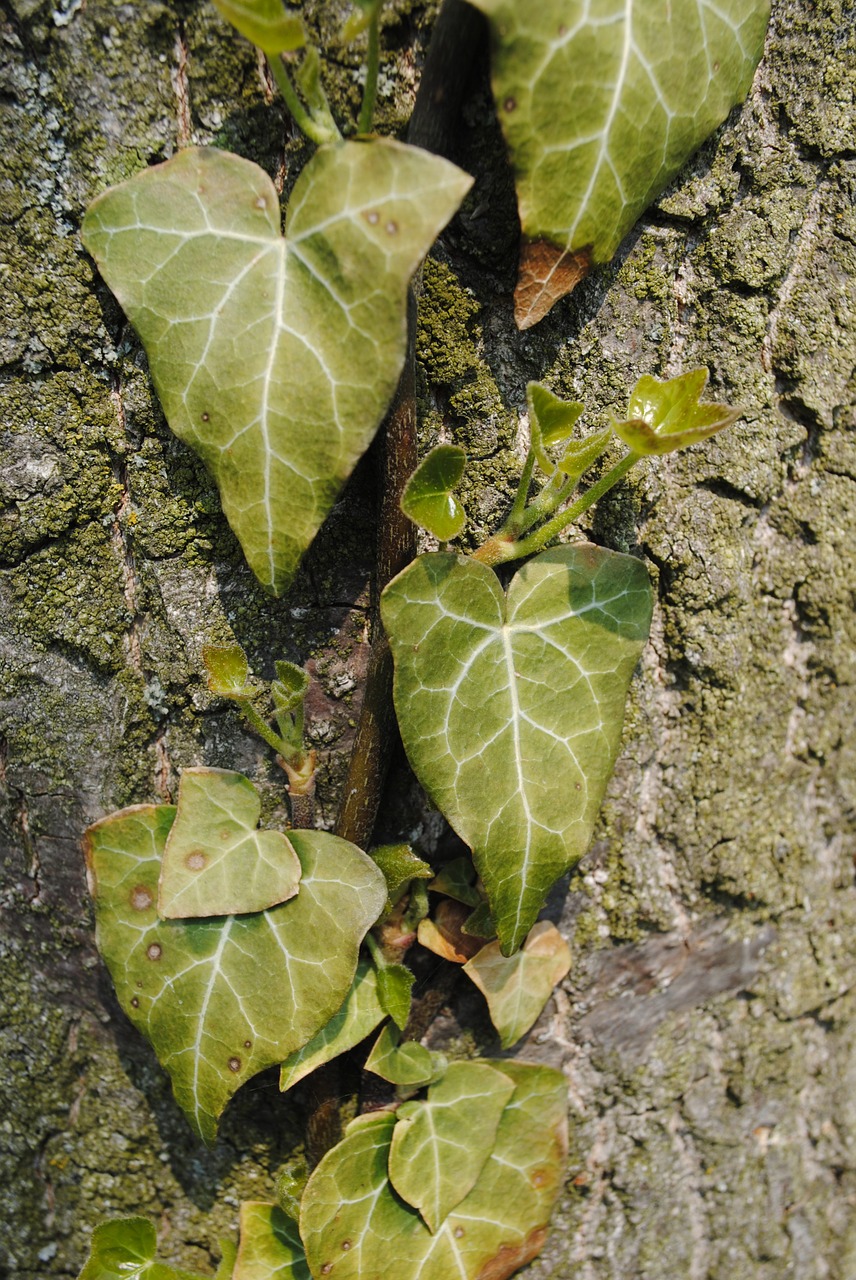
1;1;854;1276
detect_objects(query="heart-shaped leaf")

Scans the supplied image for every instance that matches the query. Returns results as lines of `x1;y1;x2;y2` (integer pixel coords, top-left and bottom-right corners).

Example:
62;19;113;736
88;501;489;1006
279;958;386;1093
613;368;742;455
300;1061;568;1280
82;141;472;594
527;383;584;451
389;1062;516;1231
463;920;572;1048
382;545;653;953
401;445;467;540
212;0;305;55
78;1217;208;1280
84;808;386;1142
364;1024;447;1089
157;768;301;919
470;0;770;327
233;1203;309;1280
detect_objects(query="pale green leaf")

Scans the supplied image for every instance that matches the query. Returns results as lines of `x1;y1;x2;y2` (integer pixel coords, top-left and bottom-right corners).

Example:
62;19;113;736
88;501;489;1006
470;0;770;326
463;921;572;1048
78;1217;205;1280
211;0;305;55
300;1062;568;1280
613;368;742;455
369;843;433;913
157;768;301;919
527;383;584;449
279;958;385;1093
202;644;250;698
233;1202;309;1280
375;960;415;1030
556;426;614;480
364;1023;446;1088
272;660;310;711
84;809;386;1143
428;855;480;907
388;1062;516;1232
82;142;472;594
382;545;653;953
401;445;467;540
214;1240;238;1280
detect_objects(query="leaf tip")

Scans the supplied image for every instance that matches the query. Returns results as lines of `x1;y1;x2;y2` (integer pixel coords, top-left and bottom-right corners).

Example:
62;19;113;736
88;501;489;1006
514;241;592;329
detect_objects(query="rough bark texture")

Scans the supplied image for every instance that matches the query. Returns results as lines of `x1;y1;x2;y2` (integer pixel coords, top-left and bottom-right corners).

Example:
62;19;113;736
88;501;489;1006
1;0;854;1277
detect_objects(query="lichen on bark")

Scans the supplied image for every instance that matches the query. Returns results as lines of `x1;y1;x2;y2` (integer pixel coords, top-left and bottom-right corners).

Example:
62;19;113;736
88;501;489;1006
1;0;855;1277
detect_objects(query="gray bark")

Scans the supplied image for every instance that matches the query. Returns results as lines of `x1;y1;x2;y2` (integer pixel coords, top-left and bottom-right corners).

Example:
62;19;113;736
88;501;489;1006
1;0;854;1277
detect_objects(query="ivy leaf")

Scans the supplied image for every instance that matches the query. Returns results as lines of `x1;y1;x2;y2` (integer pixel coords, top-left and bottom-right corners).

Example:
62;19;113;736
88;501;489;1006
233;1202;309;1280
556;426;614;481
77;1217;206;1280
279;958;385;1093
369;843;433;913
215;1241;238;1280
417;898;483;963
364;1024;447;1089
157;769;301;919
463;921;572;1048
470;0;770;327
613;368;742;455
382;545;653;953
388;1062;516;1232
202;644;251;698
401;445;467;540
299;1062;568;1280
527;382;584;450
461;900;496;940
428;855;480;907
374;960;415;1030
211;0;305;55
82;142;472;594
84;809;386;1143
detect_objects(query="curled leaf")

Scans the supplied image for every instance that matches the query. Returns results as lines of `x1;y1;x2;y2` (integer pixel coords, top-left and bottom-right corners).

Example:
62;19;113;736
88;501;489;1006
203;644;251;698
613;368;742;455
417;898;484;963
401;444;468;540
158;768;301;919
428;855;480;908
463;921;572;1048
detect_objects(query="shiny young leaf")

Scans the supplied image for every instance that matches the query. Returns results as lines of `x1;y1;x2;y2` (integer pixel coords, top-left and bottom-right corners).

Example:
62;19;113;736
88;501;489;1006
77;1217;207;1280
470;0;770;327
202;644;251;698
157;768;301;919
401;444;467;540
82;142;471;594
211;0;305;55
364;1023;447;1089
463;921;572;1048
388;1062;516;1232
527;382;584;450
382;545;653;953
299;1062;568;1280
613;368;742;455
84;809;386;1143
279;958;386;1093
233;1203;309;1280
369;843;433;914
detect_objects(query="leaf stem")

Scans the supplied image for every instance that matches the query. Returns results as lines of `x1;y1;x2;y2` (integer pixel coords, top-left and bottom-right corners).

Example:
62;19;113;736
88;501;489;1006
503;446;536;535
267;54;340;145
239;700;291;757
507;452;639;560
357;3;382;135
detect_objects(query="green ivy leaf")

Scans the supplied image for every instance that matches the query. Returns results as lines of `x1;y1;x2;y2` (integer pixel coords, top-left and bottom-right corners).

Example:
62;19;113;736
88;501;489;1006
463;921;572;1048
272;661;310;712
400;445;467;540
613;368;742;455
428;855;480;907
214;1240;238;1280
556;426;614;481
279;958;385;1093
84;809;386;1143
470;0;770;327
461;900;496;939
82;142;471;595
382;545;653;953
157;768;301;919
77;1217;206;1280
233;1203;309;1280
211;0;305;55
375;960;415;1030
388;1062;516;1232
527;383;584;450
299;1062;568;1280
202;644;251;698
364;1023;447;1088
369;843;433;913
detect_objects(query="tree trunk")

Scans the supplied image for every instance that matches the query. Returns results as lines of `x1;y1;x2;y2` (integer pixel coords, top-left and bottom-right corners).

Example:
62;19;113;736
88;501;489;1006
1;0;854;1276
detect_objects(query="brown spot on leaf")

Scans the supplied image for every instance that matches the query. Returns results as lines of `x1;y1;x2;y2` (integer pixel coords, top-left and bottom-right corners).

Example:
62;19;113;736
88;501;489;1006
130;885;153;911
201;412;210;422
228;1057;241;1073
503;96;516;112
385;220;399;235
341;1241;351;1251
146;943;162;961
474;1227;548;1280
454;1226;465;1239
131;997;140;1008
365;209;380;225
243;1040;252;1049
531;1169;547;1187
321;1266;332;1276
514;240;593;329
185;850;207;871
